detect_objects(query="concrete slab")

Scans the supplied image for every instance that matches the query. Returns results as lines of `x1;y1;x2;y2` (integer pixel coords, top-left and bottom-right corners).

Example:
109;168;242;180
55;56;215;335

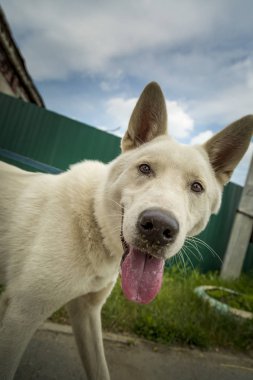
14;325;253;380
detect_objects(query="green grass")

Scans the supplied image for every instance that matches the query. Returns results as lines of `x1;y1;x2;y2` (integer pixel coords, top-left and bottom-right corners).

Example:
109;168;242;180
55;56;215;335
98;268;253;350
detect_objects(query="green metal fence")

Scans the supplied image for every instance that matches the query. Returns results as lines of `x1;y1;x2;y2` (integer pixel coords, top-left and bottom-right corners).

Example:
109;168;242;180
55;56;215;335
0;93;120;169
0;93;252;273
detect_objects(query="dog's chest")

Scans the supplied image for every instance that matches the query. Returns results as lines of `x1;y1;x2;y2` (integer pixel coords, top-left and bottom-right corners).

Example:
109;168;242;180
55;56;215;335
71;246;120;296
90;254;119;288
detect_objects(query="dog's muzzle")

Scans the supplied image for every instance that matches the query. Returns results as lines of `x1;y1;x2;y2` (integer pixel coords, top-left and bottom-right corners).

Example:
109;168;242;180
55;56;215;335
119;207;179;305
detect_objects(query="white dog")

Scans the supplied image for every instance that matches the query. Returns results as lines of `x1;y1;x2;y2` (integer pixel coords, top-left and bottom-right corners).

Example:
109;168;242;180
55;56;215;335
0;82;252;380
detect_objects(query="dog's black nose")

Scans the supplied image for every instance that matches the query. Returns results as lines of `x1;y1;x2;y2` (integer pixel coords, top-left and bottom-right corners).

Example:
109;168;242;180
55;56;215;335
137;208;179;246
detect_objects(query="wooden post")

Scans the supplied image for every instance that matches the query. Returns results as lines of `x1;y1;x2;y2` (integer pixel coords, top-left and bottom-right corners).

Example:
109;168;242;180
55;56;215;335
221;154;253;279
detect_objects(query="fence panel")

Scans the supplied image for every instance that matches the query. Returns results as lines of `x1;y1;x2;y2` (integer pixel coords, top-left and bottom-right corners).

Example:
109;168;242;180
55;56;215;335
0;93;120;169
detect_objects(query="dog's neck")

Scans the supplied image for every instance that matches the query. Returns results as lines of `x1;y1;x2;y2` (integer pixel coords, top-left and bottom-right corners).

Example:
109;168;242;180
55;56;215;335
65;161;122;268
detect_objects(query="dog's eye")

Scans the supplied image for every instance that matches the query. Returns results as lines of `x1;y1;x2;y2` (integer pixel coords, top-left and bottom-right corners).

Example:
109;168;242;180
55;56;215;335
191;181;204;193
139;164;151;175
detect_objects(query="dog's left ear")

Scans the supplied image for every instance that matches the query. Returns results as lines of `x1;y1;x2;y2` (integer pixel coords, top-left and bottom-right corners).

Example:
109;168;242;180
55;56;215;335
121;82;167;152
204;115;253;185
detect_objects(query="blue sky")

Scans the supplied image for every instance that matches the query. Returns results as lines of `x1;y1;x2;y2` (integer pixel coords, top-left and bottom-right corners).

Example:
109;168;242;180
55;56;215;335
2;0;253;185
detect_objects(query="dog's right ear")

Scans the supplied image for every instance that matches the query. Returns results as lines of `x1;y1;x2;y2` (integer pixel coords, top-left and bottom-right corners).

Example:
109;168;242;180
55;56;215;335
121;82;168;152
204;115;253;185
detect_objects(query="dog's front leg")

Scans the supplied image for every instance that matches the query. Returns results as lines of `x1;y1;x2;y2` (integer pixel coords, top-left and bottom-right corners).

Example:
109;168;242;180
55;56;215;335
0;289;54;380
67;282;114;380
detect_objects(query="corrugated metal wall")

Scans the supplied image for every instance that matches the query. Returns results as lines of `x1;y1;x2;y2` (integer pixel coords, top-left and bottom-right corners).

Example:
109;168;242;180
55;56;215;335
0;93;252;273
0;93;120;169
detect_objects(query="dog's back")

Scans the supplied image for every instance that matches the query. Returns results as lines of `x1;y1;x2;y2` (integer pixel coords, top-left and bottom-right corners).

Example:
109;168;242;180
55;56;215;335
0;162;59;283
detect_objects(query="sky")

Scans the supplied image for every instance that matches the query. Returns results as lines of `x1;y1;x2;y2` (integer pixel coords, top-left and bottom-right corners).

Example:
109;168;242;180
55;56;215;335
1;0;253;185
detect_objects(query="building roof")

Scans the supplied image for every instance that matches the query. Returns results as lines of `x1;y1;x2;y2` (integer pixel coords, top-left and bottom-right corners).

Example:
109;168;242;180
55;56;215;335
0;6;45;107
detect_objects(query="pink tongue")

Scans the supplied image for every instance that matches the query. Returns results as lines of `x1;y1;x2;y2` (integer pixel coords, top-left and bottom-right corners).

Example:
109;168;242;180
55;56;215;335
121;247;165;304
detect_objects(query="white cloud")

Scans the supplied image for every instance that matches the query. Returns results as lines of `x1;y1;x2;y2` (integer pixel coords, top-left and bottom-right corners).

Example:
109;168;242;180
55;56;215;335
190;130;213;145
166;101;194;139
105;96;194;139
99;70;123;92
3;0;252;81
2;0;252;131
188;58;253;127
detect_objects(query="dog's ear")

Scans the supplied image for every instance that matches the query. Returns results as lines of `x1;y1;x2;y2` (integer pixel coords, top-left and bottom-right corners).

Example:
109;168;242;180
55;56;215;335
121;82;167;152
204;115;253;185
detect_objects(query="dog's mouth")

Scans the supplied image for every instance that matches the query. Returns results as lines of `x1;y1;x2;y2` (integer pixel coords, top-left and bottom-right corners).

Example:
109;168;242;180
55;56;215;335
120;210;165;305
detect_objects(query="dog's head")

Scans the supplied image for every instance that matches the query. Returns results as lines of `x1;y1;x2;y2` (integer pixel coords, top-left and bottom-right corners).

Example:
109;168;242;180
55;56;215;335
104;82;253;304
